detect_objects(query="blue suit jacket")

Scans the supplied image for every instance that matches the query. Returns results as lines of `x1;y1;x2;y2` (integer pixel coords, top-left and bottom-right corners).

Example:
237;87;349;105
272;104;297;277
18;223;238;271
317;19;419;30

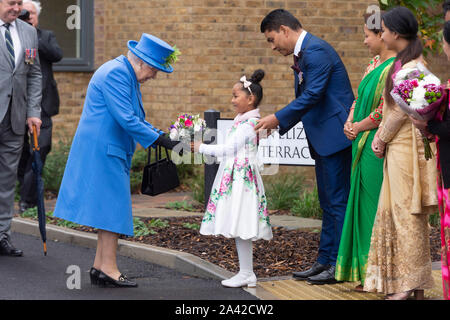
275;33;354;157
54;55;163;236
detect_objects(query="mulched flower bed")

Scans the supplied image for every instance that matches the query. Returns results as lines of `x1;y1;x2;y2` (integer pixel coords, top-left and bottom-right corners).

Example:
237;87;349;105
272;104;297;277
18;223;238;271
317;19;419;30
26;214;442;279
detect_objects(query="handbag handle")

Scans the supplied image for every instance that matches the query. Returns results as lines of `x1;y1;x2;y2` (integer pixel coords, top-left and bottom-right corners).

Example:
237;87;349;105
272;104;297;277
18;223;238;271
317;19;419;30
148;145;171;165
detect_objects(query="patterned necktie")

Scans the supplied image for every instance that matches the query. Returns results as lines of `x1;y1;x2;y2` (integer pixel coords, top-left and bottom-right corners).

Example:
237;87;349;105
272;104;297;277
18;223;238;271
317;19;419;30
291;52;302;74
4;23;15;68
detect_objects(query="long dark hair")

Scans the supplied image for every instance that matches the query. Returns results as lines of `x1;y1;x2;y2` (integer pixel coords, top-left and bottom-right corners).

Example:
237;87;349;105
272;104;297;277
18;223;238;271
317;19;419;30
444;21;450;44
444;0;450;17
383;7;423;106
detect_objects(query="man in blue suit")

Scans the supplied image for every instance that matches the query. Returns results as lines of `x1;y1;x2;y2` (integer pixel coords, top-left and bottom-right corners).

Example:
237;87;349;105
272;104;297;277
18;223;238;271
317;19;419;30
256;9;354;284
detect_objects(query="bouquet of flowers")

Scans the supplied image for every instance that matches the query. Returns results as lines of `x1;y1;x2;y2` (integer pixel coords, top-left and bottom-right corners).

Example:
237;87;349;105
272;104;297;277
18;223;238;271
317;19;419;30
390;61;447;160
169;113;207;142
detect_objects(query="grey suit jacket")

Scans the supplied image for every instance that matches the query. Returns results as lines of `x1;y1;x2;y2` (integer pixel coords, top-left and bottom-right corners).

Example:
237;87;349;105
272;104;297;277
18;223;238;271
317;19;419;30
0;18;42;135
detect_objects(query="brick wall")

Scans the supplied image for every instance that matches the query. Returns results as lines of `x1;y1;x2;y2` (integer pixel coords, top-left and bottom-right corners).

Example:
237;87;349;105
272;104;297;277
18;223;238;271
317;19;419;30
52;0;449;141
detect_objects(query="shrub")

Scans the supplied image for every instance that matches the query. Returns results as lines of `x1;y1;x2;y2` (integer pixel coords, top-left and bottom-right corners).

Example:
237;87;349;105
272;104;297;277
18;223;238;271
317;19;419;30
165;200;196;212
189;167;205;205
42;138;72;195
291;187;323;219
429;211;440;227
264;174;305;210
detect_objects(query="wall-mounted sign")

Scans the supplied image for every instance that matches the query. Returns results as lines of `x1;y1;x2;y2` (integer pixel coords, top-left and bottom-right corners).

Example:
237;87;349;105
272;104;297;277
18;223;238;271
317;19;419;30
216;119;314;166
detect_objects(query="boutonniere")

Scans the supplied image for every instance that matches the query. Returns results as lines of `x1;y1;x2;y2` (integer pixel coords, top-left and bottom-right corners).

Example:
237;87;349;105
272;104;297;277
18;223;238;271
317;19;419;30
297;70;303;85
291;66;304;85
25;48;37;65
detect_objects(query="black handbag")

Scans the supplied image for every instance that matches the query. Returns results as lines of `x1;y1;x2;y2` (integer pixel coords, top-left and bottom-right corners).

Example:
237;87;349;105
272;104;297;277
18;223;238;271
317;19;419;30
141;145;180;196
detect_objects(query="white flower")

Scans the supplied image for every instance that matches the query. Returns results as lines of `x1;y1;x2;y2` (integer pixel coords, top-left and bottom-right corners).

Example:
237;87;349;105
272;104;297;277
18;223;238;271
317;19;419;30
410;99;423;111
410;86;427;110
395;68;413;81
179;128;189;139
169;129;179;141
422;74;441;86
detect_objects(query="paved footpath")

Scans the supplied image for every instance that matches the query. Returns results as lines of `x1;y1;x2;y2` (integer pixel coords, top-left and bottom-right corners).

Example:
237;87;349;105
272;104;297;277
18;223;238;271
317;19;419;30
10;192;444;301
0;232;257;300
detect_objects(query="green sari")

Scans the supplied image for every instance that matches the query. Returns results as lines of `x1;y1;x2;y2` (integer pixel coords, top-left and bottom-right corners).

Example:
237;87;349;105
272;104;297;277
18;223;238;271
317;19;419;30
335;57;395;285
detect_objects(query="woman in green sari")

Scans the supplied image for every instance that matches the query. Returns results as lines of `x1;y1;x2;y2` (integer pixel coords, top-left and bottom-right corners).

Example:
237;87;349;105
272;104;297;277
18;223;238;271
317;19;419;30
335;14;396;291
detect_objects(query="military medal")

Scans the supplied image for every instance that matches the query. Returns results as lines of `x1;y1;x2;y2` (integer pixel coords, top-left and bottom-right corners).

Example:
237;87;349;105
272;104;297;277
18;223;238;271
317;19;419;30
25;48;37;65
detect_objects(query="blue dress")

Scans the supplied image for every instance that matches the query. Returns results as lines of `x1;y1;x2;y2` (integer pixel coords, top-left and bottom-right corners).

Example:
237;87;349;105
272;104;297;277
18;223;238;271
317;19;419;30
53;55;162;236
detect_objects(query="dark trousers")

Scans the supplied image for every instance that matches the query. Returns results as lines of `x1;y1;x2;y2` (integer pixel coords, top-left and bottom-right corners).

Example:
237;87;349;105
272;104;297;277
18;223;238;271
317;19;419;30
312;146;351;267
17;123;52;205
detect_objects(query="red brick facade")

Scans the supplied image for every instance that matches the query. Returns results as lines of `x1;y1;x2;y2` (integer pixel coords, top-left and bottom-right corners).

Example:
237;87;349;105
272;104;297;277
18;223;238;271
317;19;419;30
52;0;448;140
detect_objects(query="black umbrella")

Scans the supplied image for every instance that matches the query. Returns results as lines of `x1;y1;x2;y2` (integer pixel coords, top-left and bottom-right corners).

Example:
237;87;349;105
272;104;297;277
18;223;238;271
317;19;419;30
31;125;47;255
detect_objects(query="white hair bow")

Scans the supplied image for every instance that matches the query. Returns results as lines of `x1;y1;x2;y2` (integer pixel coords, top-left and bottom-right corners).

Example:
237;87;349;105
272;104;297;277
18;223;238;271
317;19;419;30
240;76;253;94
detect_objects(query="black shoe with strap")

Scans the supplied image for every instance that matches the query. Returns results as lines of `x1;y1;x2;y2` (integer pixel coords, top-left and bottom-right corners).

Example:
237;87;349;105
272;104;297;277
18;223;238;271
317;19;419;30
98;271;138;288
293;262;329;280
0;237;23;257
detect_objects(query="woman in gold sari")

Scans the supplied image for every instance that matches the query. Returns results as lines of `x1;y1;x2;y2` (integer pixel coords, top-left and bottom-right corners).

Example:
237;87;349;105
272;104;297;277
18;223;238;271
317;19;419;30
365;7;437;300
335;13;396;291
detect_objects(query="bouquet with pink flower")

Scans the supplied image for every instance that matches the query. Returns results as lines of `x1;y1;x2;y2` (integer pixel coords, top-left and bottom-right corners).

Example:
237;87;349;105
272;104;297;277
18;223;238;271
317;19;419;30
169;113;207;142
390;61;447;159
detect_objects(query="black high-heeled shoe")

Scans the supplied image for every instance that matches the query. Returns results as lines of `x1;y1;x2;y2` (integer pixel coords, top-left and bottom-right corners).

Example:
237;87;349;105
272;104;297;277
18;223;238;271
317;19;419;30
89;267;101;285
97;271;138;288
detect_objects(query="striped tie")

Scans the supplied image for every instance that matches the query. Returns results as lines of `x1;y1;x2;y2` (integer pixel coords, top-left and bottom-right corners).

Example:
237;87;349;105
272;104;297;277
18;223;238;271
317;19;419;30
4;23;15;68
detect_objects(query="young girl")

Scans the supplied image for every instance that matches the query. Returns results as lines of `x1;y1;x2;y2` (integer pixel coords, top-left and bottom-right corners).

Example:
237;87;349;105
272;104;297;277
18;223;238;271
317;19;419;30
193;69;273;288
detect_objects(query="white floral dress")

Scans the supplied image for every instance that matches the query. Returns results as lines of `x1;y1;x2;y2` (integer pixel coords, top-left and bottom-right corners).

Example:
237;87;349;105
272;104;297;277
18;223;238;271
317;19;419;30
199;118;273;241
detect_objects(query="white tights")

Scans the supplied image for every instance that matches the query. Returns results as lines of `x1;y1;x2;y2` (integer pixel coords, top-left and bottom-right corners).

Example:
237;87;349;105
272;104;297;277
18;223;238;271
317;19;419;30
235;237;253;275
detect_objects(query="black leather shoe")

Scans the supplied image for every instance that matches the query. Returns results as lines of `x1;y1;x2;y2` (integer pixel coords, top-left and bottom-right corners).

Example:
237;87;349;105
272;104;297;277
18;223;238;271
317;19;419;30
306;265;341;285
293;262;329;280
98;271;138;288
89;267;101;285
0;238;23;257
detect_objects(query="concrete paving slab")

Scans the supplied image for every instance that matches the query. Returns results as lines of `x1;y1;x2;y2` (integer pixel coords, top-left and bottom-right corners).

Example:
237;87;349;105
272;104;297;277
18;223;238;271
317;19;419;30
270;215;322;230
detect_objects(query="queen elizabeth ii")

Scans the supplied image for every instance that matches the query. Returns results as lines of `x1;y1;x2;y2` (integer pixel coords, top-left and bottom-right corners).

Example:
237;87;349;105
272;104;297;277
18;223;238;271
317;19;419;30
53;34;180;288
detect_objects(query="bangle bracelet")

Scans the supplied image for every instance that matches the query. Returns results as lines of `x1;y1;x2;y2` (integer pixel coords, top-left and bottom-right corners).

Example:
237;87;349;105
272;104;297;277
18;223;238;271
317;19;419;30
346;120;352;123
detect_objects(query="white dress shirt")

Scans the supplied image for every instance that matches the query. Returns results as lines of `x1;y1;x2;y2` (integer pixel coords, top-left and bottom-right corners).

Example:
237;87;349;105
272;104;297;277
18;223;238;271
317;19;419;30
294;30;308;57
0;19;23;66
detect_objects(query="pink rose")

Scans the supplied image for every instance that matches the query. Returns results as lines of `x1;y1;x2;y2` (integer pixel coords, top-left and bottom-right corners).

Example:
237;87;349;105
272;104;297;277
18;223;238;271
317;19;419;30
207;201;216;213
185;119;193;127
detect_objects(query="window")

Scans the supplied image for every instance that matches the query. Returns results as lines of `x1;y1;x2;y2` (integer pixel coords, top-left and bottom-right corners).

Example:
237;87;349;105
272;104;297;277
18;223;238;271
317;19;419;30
38;0;94;71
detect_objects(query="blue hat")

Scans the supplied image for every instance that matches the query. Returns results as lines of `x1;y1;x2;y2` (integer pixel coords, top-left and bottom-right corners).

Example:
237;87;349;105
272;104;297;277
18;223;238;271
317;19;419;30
127;33;174;73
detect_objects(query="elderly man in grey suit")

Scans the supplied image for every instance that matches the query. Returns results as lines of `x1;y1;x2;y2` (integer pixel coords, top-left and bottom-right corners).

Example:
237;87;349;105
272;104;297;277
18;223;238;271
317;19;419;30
0;0;42;256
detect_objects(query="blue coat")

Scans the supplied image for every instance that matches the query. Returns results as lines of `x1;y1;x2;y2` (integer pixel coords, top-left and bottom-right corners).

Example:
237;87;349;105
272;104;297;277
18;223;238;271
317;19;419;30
275;33;354;157
53;55;162;236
